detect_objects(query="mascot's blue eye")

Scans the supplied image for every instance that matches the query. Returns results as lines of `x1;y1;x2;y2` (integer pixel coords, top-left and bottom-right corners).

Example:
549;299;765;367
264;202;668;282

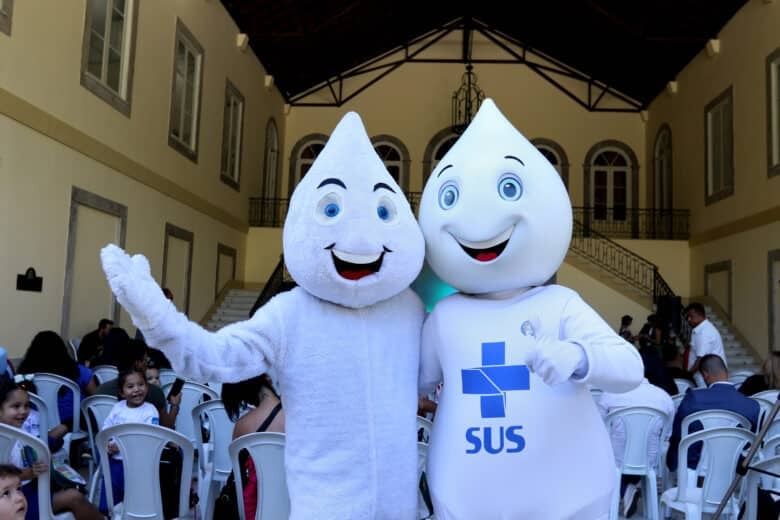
377;205;390;220
498;175;523;201
438;183;459;210
324;203;340;218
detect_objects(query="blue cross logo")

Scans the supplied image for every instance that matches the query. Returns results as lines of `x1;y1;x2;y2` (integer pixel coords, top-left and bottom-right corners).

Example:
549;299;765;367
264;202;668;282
461;342;530;418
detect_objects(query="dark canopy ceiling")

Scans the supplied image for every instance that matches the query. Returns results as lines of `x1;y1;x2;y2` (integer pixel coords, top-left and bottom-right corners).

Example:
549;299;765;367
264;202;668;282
220;0;747;108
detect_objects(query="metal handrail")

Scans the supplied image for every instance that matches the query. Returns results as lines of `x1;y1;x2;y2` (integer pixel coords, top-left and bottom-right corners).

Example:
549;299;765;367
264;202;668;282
250;255;285;317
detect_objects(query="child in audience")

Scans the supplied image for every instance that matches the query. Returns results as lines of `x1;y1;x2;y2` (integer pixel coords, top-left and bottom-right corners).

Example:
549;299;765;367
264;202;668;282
0;465;26;520
99;368;159;513
0;378;102;519
145;364;160;388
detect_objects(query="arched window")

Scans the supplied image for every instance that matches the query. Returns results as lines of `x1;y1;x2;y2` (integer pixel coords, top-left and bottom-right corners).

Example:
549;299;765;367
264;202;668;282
531;138;569;189
288;133;328;197
592;149;629;221
423;128;459;183
584;141;638;224
653;125;673;211
262;118;279;199
371;135;410;191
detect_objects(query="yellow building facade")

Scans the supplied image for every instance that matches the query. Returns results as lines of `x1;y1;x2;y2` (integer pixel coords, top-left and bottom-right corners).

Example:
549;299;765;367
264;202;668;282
0;0;778;361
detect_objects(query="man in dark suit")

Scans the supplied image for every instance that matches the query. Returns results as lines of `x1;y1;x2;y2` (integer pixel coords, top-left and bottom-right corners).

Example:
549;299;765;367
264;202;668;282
666;354;760;472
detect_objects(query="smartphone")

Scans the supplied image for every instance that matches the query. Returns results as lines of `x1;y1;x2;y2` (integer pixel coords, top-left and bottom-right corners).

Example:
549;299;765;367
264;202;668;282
168;378;185;400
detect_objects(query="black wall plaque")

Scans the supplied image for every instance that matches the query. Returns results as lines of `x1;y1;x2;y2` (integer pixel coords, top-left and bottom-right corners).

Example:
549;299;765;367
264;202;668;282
17;268;42;292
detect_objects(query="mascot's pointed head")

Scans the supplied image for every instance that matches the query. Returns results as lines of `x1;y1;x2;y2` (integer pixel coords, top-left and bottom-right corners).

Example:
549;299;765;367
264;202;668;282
283;112;424;308
418;99;572;294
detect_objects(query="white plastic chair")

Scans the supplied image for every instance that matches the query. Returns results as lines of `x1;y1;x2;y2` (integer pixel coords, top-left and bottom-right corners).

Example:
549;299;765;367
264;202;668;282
728;370;754;388
80;394;118;503
27;392;49;442
743;455;780;520
660;427;754;519
761;435;780;459
765;420;780;441
417;441;432;520
68;338;80;361
605;406;668;520
672;393;685;411
162;381;218;446
92;365;119;385
674;378;694;395
0;423;75;519
752;389;780;403
32;372;87;464
680;409;751;435
228;432;289;520
96;423;194;519
158;369;178;388
192;400;233;520
751;397;774;428
417;416;433;444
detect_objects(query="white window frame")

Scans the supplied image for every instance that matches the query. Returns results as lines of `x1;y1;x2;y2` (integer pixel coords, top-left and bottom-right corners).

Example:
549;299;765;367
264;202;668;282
263;119;279;199
431;135;458;174
168;19;204;162
653;126;673;211
536;145;562;176
704;86;734;204
373;141;403;183
219;80;245;190
80;0;137;115
0;0;13;36
767;48;780;178
590;148;631;222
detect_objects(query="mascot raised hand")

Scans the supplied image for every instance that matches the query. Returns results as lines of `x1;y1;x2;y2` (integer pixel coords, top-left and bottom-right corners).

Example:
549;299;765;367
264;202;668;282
418;99;642;519
101;112;426;519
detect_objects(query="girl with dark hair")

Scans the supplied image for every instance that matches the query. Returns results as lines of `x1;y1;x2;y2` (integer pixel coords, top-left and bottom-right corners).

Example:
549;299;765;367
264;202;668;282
219;375;284;519
17;331;97;431
0;377;103;519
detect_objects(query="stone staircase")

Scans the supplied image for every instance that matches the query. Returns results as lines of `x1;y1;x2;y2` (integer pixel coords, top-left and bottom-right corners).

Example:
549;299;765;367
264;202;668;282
704;302;761;374
205;288;261;331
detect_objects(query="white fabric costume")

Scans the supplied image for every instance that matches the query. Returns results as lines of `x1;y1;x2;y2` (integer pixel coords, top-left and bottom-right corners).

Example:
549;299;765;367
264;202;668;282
101;113;426;519
418;100;643;519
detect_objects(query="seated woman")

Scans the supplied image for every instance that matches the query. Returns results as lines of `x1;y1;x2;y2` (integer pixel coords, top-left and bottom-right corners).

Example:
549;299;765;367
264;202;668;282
17;331;97;432
222;374;285;519
740;352;780;396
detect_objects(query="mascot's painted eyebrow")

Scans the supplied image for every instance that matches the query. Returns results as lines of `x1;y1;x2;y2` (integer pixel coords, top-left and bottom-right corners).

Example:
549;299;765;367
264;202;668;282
436;164;453;178
373;182;396;193
317;178;347;189
504;155;525;166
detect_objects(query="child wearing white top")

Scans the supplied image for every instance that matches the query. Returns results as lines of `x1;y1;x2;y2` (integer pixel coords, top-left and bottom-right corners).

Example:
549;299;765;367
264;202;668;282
99;369;158;513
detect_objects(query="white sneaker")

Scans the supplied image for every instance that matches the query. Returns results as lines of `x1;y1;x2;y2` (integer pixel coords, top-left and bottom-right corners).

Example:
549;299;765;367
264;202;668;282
622;483;639;518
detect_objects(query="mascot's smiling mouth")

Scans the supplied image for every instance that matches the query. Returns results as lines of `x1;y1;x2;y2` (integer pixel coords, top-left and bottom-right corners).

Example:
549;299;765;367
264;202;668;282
326;245;391;280
454;226;514;263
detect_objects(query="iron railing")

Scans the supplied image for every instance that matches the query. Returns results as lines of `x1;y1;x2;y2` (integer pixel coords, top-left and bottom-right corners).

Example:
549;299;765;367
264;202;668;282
250;256;285;317
573;206;689;240
571;219;689;339
249;198;289;227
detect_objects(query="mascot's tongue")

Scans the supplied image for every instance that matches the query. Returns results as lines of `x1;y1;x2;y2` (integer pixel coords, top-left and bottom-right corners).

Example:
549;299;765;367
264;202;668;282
476;252;498;262
340;269;373;280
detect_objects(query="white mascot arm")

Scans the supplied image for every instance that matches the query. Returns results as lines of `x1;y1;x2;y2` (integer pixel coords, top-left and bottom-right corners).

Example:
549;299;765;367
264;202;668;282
525;292;643;392
101;244;284;383
419;311;443;397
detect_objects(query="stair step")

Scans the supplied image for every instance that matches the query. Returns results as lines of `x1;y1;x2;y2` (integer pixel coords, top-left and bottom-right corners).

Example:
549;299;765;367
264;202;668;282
227;290;261;298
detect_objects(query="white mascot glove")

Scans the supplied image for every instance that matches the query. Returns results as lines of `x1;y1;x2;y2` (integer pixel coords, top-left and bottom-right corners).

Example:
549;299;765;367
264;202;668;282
525;336;589;386
100;244;173;331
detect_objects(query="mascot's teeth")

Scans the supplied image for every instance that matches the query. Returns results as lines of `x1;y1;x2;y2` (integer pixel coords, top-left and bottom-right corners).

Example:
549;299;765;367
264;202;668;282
332;249;383;265
455;226;514;250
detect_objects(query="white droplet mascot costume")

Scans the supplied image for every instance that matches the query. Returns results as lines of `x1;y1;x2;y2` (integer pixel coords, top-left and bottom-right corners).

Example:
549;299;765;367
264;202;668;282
418;100;643;519
101;112;426;519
